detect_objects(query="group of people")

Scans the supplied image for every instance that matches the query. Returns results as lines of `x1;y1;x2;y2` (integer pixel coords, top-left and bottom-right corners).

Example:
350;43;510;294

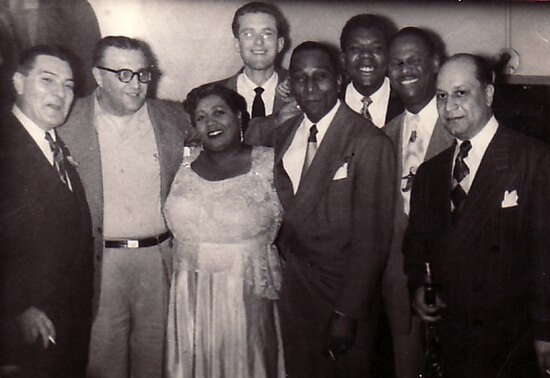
0;2;549;378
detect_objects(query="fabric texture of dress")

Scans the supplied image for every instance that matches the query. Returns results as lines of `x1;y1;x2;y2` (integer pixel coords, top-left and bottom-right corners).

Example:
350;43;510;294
164;146;285;378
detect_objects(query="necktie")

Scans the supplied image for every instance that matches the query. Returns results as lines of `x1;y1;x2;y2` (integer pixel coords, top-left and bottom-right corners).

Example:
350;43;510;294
451;140;472;215
252;87;266;118
45;131;70;188
361;96;373;122
401;114;423;215
300;124;318;183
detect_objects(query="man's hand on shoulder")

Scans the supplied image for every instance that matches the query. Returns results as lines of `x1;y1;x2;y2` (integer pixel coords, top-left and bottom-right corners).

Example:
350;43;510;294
16;307;56;348
276;99;302;126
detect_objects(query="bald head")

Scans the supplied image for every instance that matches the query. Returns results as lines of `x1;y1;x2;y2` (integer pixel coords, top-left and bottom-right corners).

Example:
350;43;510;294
435;54;494;140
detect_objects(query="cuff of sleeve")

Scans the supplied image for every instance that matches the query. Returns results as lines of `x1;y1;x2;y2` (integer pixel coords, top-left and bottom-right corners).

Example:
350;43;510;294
533;319;550;341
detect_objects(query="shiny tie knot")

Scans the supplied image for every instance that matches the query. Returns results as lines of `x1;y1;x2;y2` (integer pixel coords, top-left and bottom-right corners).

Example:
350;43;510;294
361;96;373;121
252;86;266;118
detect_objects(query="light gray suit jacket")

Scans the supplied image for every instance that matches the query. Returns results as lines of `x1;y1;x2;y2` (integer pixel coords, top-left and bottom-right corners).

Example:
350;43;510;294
58;93;192;316
382;111;454;333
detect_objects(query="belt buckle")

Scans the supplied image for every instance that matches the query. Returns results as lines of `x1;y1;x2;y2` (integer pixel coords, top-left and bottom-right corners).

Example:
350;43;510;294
127;239;139;249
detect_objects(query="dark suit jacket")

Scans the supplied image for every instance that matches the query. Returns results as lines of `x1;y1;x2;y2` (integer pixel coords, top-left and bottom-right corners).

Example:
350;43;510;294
404;124;550;376
0;112;94;375
275;103;395;319
382;113;454;333
58;94;191;317
215;67;289;147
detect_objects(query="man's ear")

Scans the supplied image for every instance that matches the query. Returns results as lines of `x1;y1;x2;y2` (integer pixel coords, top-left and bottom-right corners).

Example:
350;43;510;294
12;72;25;95
339;51;347;70
233;38;241;55
485;83;495;107
92;67;103;87
432;54;441;74
276;37;284;54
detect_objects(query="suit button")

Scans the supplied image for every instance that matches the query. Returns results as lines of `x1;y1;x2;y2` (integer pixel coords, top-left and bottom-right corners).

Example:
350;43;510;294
97;227;102;234
96;255;101;262
491;245;499;252
472;318;483;327
473;284;483;292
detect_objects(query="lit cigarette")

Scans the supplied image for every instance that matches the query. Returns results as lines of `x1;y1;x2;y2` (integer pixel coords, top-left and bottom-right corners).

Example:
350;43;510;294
48;335;56;345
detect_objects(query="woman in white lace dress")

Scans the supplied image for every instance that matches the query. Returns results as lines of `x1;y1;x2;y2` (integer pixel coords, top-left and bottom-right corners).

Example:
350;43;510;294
164;83;284;378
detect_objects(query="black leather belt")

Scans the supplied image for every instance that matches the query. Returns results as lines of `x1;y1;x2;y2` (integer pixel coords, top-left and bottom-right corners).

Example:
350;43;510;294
104;231;171;249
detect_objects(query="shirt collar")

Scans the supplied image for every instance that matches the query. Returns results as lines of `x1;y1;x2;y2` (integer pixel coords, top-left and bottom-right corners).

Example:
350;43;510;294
302;100;341;146
345;78;389;109
457;115;498;155
405;96;439;139
240;70;278;93
12;104;55;140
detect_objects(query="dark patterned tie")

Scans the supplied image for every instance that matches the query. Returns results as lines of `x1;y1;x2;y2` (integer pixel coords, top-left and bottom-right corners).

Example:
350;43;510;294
451;140;472;215
45;131;69;187
300;124;318;183
252;87;266;118
361;96;373;122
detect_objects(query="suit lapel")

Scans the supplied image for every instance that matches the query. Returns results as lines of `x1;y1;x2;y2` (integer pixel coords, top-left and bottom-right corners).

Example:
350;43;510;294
284;105;353;227
385;87;404;124
274;115;303;209
425;119;454;161
448;127;513;251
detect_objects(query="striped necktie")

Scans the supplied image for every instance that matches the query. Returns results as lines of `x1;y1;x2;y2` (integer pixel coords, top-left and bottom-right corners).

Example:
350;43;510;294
45;131;70;188
361;96;373;122
451;140;472;216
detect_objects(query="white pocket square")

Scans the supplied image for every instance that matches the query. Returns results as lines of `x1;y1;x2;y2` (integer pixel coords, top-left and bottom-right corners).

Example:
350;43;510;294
501;190;518;208
333;162;348;180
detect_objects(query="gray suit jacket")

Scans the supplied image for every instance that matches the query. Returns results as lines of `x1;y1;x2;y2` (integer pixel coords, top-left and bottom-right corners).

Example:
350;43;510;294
382;112;454;333
58;93;191;316
275;103;395;319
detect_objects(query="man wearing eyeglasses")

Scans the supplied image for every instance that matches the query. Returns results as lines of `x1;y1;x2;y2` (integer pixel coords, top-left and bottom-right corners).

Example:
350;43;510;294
214;2;301;147
58;36;195;378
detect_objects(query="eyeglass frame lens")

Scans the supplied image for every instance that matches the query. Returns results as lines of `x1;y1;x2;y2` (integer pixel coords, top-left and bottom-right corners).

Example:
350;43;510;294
96;66;152;83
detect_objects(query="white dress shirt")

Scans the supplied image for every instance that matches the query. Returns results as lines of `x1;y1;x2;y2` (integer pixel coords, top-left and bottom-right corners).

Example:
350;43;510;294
452;115;499;195
400;96;438;215
344;77;390;128
13;105;55;165
237;71;278;116
283;100;341;194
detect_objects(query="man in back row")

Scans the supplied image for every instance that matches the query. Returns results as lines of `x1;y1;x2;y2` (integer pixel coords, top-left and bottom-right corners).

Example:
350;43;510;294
382;26;454;377
216;1;300;146
59;36;195;377
340;13;403;127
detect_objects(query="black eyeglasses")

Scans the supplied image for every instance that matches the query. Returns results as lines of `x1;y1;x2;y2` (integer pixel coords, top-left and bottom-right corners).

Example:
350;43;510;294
96;66;153;83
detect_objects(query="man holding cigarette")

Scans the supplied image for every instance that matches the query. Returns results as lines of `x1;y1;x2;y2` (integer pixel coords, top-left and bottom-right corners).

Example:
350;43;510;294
0;45;94;377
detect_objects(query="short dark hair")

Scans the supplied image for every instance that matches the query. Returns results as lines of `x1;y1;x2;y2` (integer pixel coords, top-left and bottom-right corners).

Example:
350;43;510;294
290;41;341;75
16;44;75;76
231;2;288;40
391;27;439;58
92;36;156;68
340;14;397;51
183;83;250;132
450;53;495;87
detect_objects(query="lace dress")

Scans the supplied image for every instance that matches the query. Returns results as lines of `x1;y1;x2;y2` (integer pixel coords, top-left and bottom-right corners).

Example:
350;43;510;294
164;147;285;378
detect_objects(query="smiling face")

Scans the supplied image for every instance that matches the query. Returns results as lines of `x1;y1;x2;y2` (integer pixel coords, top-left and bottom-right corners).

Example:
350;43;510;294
194;94;242;152
234;12;284;73
13;55;74;131
93;47;149;116
436;57;494;140
341;26;388;96
290;48;341;123
388;33;439;113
